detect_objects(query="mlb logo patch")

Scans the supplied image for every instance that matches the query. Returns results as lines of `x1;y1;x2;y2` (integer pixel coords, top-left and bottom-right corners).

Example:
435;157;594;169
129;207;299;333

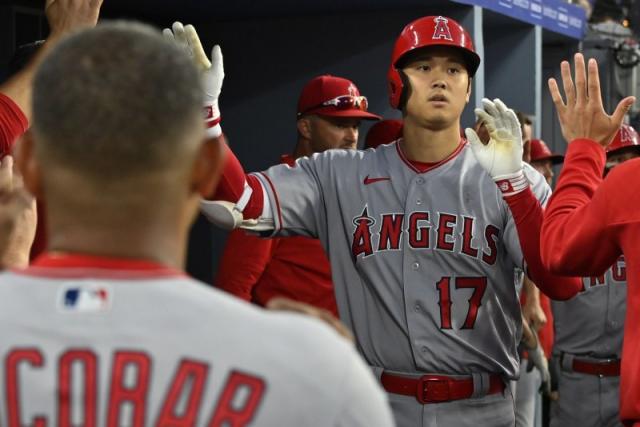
59;283;111;313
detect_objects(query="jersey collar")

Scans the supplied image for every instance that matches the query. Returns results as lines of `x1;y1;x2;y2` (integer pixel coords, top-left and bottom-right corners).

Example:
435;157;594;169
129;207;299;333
16;252;186;279
395;137;467;174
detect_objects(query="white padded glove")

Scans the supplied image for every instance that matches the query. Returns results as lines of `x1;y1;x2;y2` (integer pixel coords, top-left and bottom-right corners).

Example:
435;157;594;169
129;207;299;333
465;98;528;196
200;200;275;232
163;22;224;138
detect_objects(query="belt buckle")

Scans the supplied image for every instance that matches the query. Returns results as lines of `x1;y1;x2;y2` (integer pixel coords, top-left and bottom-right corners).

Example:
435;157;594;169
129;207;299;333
418;377;450;404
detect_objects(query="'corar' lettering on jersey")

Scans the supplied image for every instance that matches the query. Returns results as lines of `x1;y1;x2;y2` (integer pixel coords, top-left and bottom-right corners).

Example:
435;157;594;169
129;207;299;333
351;206;500;266
5;347;266;426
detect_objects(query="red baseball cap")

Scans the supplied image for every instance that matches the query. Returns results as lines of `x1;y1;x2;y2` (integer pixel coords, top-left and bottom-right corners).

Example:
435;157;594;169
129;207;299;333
297;75;381;121
529;139;564;164
365;119;403;149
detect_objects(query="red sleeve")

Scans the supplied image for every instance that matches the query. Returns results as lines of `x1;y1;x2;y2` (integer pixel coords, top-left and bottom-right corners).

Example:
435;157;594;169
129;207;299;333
541;139;621;275
0;93;28;157
208;137;264;219
214;229;274;301
504;187;583;300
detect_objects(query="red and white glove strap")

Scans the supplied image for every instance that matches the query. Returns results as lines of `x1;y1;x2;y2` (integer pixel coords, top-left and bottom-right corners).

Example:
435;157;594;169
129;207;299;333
494;170;529;197
204;104;221;138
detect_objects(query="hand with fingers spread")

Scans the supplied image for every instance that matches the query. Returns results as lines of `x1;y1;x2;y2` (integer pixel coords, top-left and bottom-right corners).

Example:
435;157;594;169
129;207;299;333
548;53;636;148
45;0;103;40
465;98;528;196
0;156;36;269
163;22;224;138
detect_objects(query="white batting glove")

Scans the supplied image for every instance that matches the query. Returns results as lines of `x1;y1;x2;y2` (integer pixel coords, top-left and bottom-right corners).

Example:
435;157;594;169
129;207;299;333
465;98;528;196
163;22;224;138
200;200;275;232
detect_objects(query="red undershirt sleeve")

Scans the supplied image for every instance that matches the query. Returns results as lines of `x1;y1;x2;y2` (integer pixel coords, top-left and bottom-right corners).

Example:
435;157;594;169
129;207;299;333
208;136;264;219
541;139;620;275
504;186;583;300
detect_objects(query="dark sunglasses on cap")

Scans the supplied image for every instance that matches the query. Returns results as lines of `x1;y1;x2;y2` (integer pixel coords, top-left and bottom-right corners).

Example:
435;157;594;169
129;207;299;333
298;95;369;117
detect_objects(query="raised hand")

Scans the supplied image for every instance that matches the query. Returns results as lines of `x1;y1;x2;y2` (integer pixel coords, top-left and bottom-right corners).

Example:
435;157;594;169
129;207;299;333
548;53;636;148
163;22;224;137
45;0;103;40
466;98;527;196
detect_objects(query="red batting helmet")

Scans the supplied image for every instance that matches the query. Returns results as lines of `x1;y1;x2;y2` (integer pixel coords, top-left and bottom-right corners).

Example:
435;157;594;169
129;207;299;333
387;15;481;109
607;124;640;155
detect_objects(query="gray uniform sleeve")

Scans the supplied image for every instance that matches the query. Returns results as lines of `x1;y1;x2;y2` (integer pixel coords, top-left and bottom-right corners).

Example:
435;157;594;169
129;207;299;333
502;164;552;269
332;349;395;427
254;150;358;238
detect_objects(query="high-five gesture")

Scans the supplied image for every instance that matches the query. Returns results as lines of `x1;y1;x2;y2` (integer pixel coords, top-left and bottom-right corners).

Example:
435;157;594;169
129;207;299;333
163;22;224;138
45;0;103;40
548;53;636;148
466;98;527;197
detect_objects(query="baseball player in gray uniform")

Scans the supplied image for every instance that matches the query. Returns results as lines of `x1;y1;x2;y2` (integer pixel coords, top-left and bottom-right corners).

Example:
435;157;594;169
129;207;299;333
198;15;583;427
0;22;393;427
551;258;626;427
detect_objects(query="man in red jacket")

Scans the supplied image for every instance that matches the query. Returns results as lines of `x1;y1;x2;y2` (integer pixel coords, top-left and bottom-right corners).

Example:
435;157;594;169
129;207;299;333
211;75;380;314
543;53;638;425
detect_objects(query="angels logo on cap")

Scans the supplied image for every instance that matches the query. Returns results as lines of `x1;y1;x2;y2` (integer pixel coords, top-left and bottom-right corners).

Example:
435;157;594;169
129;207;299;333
432;16;453;41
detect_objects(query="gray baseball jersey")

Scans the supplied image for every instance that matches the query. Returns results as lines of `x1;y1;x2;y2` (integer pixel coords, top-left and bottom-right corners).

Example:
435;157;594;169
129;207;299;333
0;256;393;427
255;140;550;379
550;257;626;427
552;256;627;358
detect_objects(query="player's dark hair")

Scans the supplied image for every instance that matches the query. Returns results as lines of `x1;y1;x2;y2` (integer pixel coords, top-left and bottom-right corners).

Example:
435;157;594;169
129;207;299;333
32;21;203;182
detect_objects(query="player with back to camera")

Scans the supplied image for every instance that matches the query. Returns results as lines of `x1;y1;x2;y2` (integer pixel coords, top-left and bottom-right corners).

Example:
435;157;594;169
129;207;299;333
0;21;393;427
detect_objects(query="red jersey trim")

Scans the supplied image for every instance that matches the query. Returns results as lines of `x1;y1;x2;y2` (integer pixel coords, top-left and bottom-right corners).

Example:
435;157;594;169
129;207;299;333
395;138;467;174
14;253;186;279
257;172;283;233
280;154;296;167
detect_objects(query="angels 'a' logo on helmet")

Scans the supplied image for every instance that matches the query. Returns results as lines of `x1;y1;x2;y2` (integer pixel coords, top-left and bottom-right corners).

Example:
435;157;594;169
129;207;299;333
432;16;453;41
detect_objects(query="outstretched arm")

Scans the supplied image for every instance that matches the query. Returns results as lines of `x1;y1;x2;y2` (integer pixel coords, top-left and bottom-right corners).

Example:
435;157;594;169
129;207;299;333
466;99;583;300
542;54;634;275
163;23;272;230
0;0;103;157
1;0;103;123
